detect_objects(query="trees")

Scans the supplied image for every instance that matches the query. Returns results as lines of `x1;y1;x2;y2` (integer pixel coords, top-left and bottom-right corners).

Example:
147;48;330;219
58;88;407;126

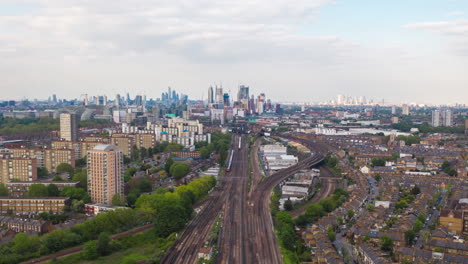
413;220;423;233
52;175;64;181
0;184;8;196
371;158;385;167
37;167;49;178
27;184;49;197
347;209;355;220
112;194;126;206
56;163;74;175
140;147;148;160
61;187;90;203
275;211;297;251
170;163;190;180
138;178;152;193
199;147;210;159
131;146;139;161
96;232;111;256
13;233;40;255
374;174;382;182
164;157;174;173
411;186;421;195
82;240;98;260
47;184;60;197
405;230;416;245
124;167;137;183
72;169;88;190
284;199;293;211
380;235;393;251
158;170;168;179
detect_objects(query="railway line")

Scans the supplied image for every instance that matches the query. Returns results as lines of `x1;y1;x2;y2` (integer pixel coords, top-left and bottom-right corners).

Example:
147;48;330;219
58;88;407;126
163;133;329;264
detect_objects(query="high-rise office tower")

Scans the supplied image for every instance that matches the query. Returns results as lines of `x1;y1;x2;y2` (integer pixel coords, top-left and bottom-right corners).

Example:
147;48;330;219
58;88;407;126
115;94;121;107
52;94;57;103
87;145;124;205
238;85;249;101
208;86;214;104
337;94;344;105
223;93;230;106
215;86;224;103
60;113;78;141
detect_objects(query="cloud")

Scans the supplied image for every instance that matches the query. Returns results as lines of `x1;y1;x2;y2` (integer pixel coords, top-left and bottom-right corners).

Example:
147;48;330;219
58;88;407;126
0;0;355;63
404;19;468;35
404;19;468;55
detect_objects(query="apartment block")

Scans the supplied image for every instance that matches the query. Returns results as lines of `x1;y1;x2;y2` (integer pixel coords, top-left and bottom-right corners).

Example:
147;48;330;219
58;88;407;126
6;181;79;197
8;148;75;173
60;113;78;141
135;133;156;149
0;197;69;214
52;141;102;159
87;145;124;205
44;149;75;173
110;137;134;157
0;158;37;184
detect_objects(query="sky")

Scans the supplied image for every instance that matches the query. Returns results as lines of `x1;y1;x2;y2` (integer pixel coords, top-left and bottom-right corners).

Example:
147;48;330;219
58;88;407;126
0;0;467;104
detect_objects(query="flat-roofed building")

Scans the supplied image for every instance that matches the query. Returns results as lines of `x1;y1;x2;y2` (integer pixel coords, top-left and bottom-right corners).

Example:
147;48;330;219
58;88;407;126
265;155;298;171
44;149;75;173
87;145;124;205
110;137;134;158
52;141;101;159
8;148;75;173
0;197;69;214
84;203;128;216
6;181;79;197
135;133;156;149
60;113;78;141
0;158;37;184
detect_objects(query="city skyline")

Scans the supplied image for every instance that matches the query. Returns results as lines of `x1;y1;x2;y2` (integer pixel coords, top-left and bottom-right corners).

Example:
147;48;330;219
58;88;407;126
0;1;467;104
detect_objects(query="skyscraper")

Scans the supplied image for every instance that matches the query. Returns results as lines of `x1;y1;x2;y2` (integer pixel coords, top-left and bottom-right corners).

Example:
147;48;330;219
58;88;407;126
215;86;223;103
223;93;230;106
238;85;249;101
87;145;124;205
208;86;214;104
60;113;78;141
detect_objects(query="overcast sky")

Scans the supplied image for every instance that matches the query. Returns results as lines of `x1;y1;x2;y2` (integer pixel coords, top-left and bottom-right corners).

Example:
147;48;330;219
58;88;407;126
0;0;467;104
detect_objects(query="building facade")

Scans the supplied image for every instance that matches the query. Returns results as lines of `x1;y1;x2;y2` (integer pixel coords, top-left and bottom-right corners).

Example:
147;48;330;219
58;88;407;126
87;145;124;205
60;113;78;141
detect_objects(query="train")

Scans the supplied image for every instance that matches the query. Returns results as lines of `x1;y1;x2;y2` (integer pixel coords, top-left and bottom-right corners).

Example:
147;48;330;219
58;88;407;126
226;149;234;172
238;137;242;150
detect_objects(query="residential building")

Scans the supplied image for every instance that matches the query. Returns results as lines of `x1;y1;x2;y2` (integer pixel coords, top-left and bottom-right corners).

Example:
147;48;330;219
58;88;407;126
6;181;79;197
87;145;124;205
0;158;37;184
0;197;69;214
60;113;78;141
84;203;128;216
402;104;410;115
0;216;53;234
110;137;134;157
